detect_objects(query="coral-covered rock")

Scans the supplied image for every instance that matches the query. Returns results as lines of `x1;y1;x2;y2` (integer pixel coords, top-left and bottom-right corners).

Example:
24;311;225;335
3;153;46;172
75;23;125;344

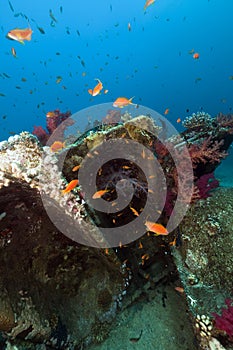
32;109;73;145
0;132;126;348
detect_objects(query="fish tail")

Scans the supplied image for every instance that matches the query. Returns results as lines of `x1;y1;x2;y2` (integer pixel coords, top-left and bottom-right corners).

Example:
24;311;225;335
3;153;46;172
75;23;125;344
129;96;138;107
88;89;93;95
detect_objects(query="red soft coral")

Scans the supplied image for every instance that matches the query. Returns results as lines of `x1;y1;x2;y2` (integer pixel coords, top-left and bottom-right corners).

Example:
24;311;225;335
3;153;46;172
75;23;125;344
32;109;73;145
212;299;233;341
188;137;227;167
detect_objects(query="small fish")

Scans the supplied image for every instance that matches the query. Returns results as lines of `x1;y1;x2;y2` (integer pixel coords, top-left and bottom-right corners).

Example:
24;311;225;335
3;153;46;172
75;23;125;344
141;253;150;261
130;207;139;216
50;141;65;152
0;93;6;97
104;89;109;94
188;49;195;55
7;28;33;44
76;29;80;36
229;76;233;80
144;0;155;11
62;179;79;194
37;26;45;34
88;78;103;96
113;96;137;108
11;47;17;57
176;118;181;123
21;77;27;82
3;73;11;78
195;77;202;83
145;221;169;235
56;76;62;84
46;111;56;118
193;52;199;59
128;22;131;31
141;149;146;159
72;165;81;172
60;6;63;13
164;108;169;115
49;9;57;23
8;0;14;12
81;60;85;67
174;286;184;293
92;189;109;199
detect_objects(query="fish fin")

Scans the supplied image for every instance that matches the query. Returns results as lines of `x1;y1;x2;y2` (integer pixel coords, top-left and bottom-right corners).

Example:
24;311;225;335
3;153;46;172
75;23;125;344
88;89;93;95
129;96;138;107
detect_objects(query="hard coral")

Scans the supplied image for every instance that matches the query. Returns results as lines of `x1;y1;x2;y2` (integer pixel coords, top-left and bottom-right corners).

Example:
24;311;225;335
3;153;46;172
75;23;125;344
182;111;214;132
32;109;73;145
212;299;233;341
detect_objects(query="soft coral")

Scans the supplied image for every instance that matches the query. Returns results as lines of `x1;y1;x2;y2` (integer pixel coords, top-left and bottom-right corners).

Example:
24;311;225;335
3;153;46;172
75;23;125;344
212;299;233;341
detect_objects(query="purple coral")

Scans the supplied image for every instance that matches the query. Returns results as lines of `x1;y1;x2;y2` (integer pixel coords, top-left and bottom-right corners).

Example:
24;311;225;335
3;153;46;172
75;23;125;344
212;299;233;340
195;172;219;199
32;109;73;145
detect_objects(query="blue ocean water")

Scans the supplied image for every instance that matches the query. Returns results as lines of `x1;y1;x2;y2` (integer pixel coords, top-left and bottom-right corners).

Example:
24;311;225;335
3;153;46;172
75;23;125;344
1;0;233;139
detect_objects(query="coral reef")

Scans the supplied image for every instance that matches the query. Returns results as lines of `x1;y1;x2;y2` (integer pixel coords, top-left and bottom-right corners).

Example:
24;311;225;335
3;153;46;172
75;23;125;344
173;188;233;292
0;132;127;348
0;110;233;349
32;109;73;145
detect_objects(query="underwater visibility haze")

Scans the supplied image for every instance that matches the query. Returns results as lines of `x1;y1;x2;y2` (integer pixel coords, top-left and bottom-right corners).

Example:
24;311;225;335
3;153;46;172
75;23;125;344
1;0;233;137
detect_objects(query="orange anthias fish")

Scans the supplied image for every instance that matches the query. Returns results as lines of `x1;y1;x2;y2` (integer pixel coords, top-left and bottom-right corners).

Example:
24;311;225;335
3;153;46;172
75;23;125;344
92;189;109;199
72;164;81;172
50;141;65;152
144;0;155;11
62;179;79;194
193;52;200;59
7;28;33;44
88;78;103;96
164;108;170;115
113;96;137;108
174;286;184;293
145;221;169;235
46;111;56;118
